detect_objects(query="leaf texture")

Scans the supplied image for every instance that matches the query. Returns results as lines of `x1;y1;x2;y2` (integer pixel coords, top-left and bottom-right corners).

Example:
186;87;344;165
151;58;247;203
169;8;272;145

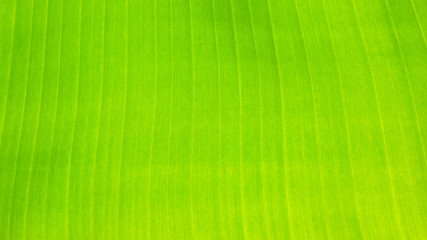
0;0;426;239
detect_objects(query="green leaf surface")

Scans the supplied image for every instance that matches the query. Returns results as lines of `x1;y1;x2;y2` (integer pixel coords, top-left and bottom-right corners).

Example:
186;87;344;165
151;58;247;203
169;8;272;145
1;0;426;239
